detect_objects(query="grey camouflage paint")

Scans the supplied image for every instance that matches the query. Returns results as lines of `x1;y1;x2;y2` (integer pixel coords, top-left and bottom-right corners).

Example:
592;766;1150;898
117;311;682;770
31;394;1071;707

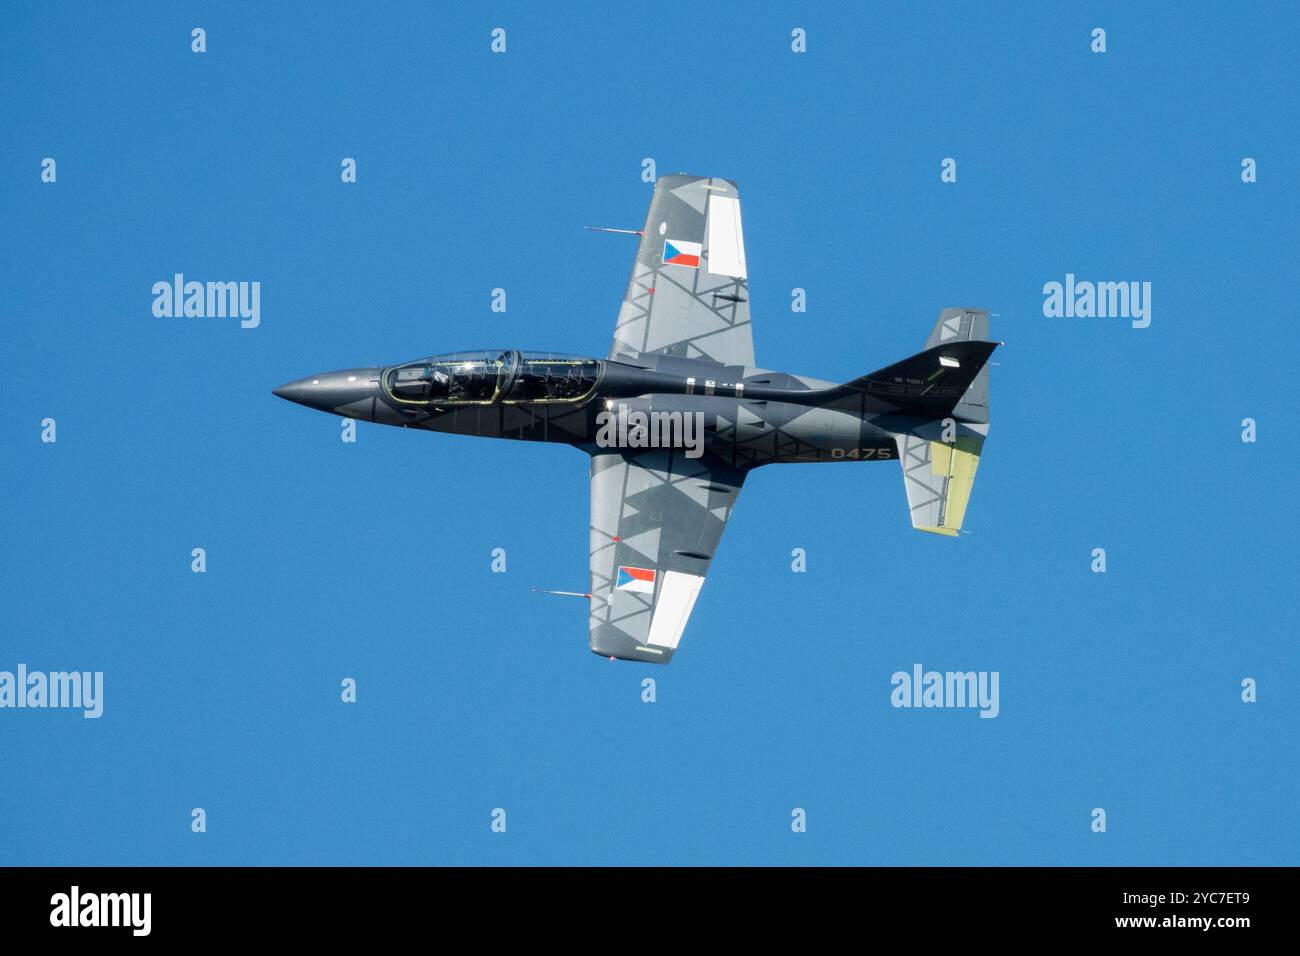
274;176;998;664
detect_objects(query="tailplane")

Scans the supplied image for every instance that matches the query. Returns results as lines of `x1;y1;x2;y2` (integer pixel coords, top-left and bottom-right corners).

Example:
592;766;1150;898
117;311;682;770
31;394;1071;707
872;308;996;537
892;425;986;536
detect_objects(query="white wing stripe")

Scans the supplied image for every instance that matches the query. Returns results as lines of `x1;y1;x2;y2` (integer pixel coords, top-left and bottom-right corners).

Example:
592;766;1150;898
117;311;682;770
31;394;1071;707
706;194;747;279
646;571;706;649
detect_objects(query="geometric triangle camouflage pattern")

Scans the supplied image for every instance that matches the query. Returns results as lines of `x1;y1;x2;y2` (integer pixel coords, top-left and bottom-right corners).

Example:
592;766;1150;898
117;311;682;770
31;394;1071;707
274;174;998;665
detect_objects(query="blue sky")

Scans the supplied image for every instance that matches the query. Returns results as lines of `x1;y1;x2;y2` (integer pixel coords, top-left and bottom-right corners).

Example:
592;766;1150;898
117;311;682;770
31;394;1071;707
1;2;1295;865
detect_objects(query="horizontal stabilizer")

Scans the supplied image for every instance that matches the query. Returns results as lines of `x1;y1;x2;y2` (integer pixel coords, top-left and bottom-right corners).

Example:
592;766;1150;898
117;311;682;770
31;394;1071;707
890;423;987;537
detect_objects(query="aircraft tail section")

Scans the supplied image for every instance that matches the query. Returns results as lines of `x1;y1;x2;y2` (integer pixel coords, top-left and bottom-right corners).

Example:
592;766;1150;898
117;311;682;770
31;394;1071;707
875;308;994;536
923;308;990;422
839;336;997;421
889;423;987;536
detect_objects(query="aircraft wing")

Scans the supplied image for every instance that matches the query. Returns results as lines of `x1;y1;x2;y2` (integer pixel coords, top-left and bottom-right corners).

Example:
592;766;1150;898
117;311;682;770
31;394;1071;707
610;174;755;367
588;450;746;663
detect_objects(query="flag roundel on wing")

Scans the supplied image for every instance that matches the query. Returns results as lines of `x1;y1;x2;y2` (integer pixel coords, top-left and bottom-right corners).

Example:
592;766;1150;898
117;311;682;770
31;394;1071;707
662;239;701;269
616;565;657;593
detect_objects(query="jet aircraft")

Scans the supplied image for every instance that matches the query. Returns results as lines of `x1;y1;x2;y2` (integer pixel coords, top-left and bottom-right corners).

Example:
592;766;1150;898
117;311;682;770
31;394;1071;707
274;175;998;663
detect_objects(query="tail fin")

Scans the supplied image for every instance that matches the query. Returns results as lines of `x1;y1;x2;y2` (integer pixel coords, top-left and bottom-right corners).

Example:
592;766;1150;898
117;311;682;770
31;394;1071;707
924;308;990;422
884;309;995;536
841;337;997;421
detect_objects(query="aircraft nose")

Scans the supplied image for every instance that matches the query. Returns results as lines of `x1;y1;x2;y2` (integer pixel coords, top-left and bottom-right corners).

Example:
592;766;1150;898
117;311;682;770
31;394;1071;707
272;368;382;418
271;376;321;405
272;380;305;401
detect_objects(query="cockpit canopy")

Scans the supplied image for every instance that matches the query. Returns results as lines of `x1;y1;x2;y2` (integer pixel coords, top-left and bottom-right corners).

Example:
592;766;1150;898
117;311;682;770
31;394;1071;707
383;351;602;406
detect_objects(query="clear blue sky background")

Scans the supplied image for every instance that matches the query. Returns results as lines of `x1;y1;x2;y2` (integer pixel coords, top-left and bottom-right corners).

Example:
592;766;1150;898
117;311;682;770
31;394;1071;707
2;2;1295;865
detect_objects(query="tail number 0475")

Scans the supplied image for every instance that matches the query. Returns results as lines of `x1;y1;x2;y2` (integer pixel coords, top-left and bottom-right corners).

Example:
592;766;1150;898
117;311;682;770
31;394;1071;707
831;447;893;460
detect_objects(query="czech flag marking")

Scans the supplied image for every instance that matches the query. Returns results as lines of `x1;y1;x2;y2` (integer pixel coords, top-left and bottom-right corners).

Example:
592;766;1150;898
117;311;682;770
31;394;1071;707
662;239;701;269
616;565;657;594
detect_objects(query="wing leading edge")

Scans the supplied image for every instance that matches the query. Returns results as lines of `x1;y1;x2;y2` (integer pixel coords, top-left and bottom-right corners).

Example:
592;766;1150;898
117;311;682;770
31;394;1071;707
588;450;746;663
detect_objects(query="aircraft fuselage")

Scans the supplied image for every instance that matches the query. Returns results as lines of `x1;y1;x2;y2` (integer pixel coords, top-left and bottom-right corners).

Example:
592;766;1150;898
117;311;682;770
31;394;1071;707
273;349;906;468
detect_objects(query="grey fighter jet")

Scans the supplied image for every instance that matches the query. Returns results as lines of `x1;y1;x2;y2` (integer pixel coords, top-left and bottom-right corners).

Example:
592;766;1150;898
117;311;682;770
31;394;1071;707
275;175;998;664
